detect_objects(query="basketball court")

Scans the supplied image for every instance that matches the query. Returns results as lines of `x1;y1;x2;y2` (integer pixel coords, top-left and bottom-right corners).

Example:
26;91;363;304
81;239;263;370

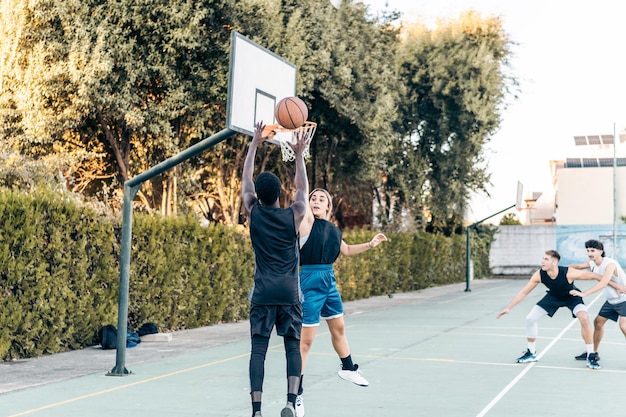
5;32;623;417
2;277;626;417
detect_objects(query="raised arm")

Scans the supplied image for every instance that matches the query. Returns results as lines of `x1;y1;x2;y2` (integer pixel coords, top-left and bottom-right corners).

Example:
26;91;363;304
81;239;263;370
288;130;310;229
242;122;268;215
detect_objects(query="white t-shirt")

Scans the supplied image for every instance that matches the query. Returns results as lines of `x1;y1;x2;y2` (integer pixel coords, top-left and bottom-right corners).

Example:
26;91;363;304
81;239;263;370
590;257;626;304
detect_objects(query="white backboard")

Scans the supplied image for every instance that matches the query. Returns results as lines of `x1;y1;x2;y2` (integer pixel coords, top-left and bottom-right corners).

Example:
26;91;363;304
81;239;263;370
226;32;297;136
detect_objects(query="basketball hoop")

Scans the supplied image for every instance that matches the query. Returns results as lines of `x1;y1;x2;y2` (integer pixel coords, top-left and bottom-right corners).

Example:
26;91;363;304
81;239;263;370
265;121;317;162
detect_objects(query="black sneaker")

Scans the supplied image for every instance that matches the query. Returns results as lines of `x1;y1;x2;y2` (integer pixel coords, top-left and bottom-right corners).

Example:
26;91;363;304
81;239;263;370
515;349;537;363
575;352;600;361
587;352;601;369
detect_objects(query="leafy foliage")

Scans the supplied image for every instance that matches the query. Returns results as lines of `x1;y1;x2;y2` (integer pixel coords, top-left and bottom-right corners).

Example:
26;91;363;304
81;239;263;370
1;2;515;232
391;11;515;234
0;188;483;359
500;213;521;225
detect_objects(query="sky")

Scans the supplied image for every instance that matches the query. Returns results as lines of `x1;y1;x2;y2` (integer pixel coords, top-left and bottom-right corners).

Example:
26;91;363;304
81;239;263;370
360;0;626;223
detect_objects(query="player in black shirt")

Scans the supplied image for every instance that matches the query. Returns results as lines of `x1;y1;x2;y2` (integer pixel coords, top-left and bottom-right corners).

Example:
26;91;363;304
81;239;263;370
496;250;602;367
242;122;309;417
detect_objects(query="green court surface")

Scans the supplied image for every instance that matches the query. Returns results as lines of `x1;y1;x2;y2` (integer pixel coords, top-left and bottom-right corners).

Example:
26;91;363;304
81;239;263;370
1;278;624;417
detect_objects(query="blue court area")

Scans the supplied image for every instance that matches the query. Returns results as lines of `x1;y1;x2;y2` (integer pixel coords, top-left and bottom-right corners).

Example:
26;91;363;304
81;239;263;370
2;278;625;417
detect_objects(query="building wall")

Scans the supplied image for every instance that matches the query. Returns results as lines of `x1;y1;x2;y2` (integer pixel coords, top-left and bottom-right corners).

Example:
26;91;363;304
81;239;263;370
555;166;626;225
490;224;626;275
489;225;555;275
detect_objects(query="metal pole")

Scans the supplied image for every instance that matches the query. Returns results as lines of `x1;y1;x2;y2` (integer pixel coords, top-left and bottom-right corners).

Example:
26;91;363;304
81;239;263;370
108;128;235;376
108;183;139;376
613;122;618;258
465;226;472;292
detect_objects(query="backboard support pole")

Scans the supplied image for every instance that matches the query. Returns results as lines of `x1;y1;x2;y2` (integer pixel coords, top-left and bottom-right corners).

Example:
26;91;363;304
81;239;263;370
108;128;235;376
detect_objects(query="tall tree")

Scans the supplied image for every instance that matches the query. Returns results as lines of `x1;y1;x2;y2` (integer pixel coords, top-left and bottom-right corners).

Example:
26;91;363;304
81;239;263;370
392;11;515;234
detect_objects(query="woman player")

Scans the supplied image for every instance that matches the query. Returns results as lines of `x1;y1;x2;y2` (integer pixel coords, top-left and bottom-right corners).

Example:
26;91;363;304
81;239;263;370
296;188;387;416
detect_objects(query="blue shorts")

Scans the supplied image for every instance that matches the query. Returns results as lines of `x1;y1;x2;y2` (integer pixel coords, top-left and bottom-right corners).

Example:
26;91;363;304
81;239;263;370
300;264;343;326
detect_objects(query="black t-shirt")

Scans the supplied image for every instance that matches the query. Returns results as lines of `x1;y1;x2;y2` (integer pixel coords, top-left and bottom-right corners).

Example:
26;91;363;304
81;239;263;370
300;218;342;265
540;266;575;300
249;202;300;305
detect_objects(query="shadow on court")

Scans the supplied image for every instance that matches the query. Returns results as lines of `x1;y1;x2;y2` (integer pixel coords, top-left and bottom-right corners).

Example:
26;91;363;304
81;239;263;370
1;278;624;417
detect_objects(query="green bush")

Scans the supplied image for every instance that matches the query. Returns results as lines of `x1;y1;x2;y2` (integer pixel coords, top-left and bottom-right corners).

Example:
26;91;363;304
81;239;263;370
0;189;493;360
0;190;119;359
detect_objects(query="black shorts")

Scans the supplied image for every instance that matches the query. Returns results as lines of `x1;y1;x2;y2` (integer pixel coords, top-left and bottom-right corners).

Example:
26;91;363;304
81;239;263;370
537;292;585;318
598;300;626;322
249;303;302;339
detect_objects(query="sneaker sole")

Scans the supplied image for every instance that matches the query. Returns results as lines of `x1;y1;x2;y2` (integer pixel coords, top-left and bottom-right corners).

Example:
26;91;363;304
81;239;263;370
280;408;295;417
337;373;369;386
516;358;537;363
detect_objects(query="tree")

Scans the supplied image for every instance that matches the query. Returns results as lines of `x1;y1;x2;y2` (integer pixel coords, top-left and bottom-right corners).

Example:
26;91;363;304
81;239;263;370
1;0;234;212
499;213;521;225
391;11;516;234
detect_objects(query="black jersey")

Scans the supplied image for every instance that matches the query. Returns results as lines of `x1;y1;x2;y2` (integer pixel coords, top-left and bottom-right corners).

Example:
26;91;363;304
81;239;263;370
249;202;300;305
539;266;574;300
300;218;342;265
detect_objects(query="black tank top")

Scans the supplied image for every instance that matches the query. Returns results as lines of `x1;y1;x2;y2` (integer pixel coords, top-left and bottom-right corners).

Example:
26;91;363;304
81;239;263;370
539;266;575;300
249;202;299;305
300;218;342;265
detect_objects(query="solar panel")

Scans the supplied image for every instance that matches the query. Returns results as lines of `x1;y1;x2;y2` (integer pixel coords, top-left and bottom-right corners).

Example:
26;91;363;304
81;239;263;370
587;135;601;145
574;136;587;146
566;158;582;167
598;158;613;167
600;135;614;145
582;158;599;167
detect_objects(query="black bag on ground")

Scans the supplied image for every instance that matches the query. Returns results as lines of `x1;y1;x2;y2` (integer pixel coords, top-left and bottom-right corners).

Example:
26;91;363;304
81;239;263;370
98;324;117;350
138;322;159;336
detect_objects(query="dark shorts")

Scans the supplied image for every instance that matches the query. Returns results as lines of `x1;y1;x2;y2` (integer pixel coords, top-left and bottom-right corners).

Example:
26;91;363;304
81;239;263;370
249;303;302;339
537;291;585;318
598;300;626;321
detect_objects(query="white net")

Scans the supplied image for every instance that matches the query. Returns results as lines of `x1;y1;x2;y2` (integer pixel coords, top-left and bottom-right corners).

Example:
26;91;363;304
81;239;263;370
271;122;317;162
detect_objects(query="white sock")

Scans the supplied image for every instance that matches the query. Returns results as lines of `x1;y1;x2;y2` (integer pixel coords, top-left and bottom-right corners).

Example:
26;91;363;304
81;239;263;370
528;342;536;354
586;344;594;354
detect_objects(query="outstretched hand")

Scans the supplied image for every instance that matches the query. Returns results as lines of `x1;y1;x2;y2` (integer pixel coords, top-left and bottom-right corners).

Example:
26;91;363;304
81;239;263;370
369;233;388;248
569;289;583;297
496;308;509;319
286;129;310;158
252;121;270;146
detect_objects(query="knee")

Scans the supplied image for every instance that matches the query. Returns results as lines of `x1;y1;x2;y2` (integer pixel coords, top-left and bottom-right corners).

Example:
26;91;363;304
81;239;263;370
300;335;314;352
329;321;346;337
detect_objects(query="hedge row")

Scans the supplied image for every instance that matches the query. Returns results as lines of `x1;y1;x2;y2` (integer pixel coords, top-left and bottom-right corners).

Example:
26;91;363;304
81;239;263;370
0;190;490;360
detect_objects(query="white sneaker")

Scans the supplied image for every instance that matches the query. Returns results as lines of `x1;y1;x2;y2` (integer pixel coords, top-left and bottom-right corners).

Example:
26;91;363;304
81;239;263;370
337;364;369;386
295;395;305;417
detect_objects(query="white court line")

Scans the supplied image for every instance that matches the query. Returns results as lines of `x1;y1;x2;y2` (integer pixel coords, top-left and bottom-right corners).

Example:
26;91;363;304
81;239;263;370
475;292;603;417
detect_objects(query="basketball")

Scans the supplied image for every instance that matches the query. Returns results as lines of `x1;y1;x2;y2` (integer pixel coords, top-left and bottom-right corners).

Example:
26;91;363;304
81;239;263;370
275;96;308;130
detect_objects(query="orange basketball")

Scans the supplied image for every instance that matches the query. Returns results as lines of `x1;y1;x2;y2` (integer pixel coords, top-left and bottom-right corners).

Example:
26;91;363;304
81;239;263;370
275;96;308;130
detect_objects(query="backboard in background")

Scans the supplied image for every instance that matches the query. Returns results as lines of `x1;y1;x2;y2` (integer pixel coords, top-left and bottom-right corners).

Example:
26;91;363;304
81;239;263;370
516;181;524;211
226;32;297;136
